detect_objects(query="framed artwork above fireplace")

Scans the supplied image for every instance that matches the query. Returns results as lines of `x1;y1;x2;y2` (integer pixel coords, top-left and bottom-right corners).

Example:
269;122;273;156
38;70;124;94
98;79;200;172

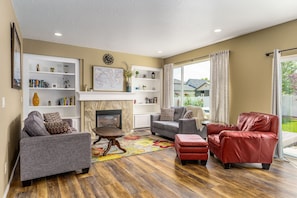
93;66;124;91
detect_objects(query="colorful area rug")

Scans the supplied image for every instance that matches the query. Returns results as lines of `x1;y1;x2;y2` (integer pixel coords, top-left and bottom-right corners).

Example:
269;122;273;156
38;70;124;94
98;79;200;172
92;135;174;163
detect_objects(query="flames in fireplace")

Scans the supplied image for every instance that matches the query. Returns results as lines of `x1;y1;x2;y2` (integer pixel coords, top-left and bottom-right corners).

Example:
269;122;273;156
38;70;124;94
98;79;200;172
96;110;122;129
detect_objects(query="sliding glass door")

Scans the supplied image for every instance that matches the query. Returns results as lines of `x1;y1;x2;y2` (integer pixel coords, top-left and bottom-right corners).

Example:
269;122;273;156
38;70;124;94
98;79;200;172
281;55;297;158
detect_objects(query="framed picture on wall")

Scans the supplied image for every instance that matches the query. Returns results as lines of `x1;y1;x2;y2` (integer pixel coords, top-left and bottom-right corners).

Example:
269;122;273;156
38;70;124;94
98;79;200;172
11;22;22;89
93;66;124;91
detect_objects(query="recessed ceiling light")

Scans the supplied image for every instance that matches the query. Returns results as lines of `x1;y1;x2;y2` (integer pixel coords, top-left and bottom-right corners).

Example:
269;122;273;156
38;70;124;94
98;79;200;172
54;32;63;37
214;29;222;33
157;50;163;54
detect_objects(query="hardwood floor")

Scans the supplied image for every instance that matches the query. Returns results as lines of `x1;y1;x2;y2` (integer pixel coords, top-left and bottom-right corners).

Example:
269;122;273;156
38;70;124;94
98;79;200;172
8;146;297;198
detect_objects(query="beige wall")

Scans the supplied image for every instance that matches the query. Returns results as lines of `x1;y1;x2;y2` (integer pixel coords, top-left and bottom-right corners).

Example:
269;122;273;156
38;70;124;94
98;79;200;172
0;0;22;196
165;20;297;124
23;39;163;90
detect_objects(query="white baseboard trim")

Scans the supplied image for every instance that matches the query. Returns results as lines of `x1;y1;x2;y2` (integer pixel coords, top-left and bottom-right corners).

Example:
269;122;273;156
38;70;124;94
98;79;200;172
3;153;19;198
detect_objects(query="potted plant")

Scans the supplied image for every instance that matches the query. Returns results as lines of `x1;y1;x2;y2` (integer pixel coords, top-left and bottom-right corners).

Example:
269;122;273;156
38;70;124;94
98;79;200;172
135;71;139;78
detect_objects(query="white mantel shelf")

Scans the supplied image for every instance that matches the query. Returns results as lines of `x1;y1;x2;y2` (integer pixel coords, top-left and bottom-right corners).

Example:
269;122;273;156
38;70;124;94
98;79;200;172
77;91;135;101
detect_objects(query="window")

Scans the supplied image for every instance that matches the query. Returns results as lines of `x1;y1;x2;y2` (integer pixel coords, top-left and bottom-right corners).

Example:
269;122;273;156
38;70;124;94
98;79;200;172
173;60;210;118
280;56;297;133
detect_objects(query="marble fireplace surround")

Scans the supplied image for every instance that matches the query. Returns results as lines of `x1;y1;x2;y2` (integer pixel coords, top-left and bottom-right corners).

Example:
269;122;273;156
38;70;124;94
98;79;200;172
77;92;134;138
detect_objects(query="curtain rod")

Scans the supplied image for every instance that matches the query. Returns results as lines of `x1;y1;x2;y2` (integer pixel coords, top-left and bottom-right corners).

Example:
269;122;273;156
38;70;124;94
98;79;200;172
174;55;209;65
265;47;297;56
174;50;230;65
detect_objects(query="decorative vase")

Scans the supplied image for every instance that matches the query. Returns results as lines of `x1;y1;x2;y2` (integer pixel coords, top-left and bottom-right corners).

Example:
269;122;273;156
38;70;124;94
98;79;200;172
32;92;40;106
126;82;131;92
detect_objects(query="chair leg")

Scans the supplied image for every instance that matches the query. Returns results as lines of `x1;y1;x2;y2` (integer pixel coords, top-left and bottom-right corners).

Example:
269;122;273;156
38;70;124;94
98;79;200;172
209;151;214;156
223;163;231;169
22;180;32;187
82;168;90;174
201;160;207;166
152;132;156;135
262;163;271;170
181;160;186;165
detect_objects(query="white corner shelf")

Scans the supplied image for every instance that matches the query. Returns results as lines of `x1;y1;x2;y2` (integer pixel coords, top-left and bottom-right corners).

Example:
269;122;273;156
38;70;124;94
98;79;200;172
131;65;162;129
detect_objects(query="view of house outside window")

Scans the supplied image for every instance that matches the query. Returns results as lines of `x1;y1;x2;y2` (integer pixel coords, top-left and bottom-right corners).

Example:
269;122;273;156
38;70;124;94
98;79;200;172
173;60;210;118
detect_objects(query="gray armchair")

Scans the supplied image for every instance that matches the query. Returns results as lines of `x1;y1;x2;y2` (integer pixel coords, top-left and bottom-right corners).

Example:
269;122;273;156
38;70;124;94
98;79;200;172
20;111;91;186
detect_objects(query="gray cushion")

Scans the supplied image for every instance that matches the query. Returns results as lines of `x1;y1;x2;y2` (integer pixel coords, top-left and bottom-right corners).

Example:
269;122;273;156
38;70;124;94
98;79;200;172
160;108;174;121
24;115;50;136
153;121;179;133
28;111;43;120
172;107;186;121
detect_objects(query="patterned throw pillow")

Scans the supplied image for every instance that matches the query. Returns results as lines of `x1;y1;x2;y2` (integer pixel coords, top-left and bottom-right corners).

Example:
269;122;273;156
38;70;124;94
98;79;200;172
43;112;62;122
183;110;193;119
160;108;174;121
44;121;72;134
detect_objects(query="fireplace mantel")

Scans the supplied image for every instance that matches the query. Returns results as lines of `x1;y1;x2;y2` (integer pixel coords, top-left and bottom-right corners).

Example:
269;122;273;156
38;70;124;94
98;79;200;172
77;91;135;101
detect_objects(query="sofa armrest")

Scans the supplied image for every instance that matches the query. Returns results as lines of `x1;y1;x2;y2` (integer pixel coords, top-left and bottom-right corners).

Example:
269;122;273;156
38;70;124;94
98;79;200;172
207;123;238;135
179;118;199;134
20;132;91;181
151;114;160;121
219;131;278;140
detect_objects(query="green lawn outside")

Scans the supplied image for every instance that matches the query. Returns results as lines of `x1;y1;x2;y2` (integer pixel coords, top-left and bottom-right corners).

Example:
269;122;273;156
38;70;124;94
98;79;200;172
282;117;297;133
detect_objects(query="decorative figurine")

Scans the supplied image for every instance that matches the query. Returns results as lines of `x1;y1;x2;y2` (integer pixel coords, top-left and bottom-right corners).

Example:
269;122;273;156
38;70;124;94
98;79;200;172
151;72;155;79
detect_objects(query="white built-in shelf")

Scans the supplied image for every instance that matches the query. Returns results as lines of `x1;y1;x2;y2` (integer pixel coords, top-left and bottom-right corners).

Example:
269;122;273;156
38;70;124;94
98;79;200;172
29;71;75;76
134;90;159;93
29;105;76;108
131;65;162;129
29;88;75;91
23;54;81;130
134;103;159;106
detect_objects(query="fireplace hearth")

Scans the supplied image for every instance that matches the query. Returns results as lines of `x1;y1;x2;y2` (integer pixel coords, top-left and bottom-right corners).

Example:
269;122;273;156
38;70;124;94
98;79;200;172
96;110;122;129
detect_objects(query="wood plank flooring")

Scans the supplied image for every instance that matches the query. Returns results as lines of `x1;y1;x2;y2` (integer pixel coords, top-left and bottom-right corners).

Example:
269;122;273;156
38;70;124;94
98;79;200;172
7;143;297;198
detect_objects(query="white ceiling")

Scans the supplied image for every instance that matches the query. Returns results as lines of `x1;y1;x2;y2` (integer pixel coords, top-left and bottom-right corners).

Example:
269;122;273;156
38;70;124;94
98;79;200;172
12;0;297;58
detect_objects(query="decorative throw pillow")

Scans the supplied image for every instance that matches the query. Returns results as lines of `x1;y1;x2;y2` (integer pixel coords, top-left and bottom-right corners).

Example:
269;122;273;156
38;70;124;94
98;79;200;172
183;110;193;119
172;107;186;121
28;111;43;120
44;121;72;135
24;115;50;136
43;112;62;122
160;108;174;121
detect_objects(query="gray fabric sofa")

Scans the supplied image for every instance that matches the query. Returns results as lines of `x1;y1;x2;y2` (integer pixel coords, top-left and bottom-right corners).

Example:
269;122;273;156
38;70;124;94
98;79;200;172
150;107;206;139
20;111;91;186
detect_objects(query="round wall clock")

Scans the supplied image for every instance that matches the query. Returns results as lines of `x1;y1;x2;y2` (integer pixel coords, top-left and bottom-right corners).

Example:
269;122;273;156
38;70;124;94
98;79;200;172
103;53;114;65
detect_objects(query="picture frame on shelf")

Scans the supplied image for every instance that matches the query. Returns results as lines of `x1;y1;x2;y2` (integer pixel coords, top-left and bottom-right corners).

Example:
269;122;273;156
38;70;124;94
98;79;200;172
93;66;124;91
11;22;22;89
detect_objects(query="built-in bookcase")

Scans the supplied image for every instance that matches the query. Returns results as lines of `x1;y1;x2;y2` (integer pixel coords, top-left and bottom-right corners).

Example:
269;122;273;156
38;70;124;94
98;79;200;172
23;54;80;130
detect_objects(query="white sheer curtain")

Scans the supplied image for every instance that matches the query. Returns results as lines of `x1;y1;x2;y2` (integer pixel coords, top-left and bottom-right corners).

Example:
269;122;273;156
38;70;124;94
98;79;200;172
163;63;174;108
210;50;230;124
271;49;283;159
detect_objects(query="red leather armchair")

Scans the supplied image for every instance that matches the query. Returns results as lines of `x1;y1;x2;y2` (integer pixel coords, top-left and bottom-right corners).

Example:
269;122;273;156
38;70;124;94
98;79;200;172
207;112;279;170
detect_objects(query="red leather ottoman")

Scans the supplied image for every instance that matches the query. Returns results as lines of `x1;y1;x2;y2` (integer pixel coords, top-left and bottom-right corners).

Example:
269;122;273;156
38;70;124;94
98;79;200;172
175;134;208;165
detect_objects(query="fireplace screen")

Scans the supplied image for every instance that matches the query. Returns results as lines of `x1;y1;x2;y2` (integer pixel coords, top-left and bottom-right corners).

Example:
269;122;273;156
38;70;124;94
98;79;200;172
96;110;122;129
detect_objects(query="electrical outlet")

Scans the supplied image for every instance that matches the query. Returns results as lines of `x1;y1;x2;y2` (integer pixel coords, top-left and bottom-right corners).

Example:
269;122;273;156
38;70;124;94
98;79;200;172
4;162;7;175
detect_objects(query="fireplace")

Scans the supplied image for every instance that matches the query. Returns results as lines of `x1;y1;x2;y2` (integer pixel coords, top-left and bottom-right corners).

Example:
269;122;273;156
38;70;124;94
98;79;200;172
96;110;122;129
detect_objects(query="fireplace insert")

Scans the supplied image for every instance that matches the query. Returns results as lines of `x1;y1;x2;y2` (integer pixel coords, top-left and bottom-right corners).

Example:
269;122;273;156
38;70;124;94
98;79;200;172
96;109;122;129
